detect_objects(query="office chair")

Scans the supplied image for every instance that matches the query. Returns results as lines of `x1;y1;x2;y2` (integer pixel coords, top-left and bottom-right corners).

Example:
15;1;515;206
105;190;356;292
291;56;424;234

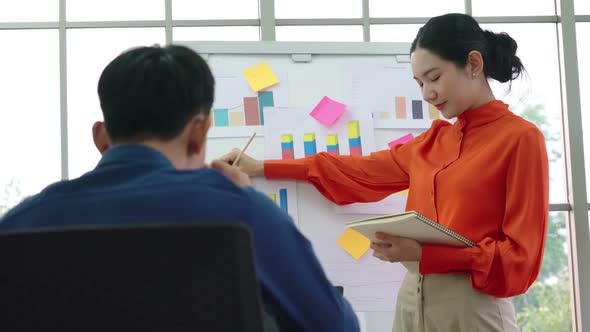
0;223;265;332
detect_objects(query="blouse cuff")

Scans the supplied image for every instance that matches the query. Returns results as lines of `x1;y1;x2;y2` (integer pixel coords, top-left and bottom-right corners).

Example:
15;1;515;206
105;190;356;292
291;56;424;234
419;244;474;274
264;159;309;181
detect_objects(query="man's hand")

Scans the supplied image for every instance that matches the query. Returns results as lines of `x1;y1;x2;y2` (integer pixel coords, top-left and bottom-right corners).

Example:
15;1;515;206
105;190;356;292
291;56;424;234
211;159;254;187
370;232;422;262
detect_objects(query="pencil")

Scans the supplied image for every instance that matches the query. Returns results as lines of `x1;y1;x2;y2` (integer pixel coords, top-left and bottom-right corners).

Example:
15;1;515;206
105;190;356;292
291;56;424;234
233;132;256;166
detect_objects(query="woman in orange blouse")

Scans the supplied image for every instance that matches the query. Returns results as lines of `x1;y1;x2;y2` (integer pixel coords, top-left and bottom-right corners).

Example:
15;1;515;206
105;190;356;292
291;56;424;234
221;13;548;332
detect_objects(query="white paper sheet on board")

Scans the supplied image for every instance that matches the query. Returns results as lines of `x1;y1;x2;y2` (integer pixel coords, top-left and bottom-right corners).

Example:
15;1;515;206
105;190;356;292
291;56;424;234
349;64;438;129
307;232;407;312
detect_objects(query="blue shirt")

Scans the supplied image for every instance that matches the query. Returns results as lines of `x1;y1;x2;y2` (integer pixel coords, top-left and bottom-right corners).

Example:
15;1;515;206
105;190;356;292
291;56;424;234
0;145;359;332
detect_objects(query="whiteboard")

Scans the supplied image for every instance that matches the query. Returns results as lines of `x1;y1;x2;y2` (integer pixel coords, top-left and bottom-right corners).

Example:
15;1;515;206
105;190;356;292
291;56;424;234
178;41;440;332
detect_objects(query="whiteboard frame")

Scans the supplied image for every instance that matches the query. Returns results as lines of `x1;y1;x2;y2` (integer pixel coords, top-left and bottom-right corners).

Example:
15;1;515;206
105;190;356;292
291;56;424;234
175;40;411;62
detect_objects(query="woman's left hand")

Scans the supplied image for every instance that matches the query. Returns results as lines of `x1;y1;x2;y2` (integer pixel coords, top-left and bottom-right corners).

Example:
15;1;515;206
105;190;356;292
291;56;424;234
370;232;422;262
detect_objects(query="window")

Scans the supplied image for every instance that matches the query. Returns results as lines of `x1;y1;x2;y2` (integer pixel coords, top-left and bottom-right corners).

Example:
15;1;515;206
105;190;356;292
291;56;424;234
513;212;572;331
67;28;166;179
66;0;164;21
0;0;58;22
576;23;590;197
370;24;422;42
480;23;566;204
472;0;556;16
275;0;361;19
369;0;463;18
0;30;61;215
172;0;259;20
480;23;571;330
173;26;260;41
276;25;364;41
575;0;590;14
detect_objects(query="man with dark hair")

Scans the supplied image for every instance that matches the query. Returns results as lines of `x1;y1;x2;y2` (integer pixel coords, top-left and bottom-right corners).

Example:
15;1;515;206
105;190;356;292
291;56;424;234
0;45;359;332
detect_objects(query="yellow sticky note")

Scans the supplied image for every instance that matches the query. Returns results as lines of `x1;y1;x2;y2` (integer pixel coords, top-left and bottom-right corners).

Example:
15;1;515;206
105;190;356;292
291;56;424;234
398;189;409;196
242;63;279;92
336;228;371;260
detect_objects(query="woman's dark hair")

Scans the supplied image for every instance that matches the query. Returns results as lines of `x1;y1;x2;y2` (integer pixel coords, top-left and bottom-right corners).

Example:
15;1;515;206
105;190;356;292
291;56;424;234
410;13;525;83
98;44;215;143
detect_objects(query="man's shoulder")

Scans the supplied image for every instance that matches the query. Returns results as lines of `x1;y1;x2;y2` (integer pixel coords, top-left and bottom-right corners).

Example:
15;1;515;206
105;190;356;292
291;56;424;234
0;177;69;220
0;168;253;229
1;195;36;221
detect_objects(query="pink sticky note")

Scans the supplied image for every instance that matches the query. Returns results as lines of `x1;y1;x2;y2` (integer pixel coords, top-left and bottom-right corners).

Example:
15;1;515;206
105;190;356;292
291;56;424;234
309;96;347;127
388;133;414;148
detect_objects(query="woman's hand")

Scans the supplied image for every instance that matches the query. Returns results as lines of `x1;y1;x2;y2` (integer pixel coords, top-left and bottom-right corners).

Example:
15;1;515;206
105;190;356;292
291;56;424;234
211;159;254;187
220;148;265;177
371;232;423;262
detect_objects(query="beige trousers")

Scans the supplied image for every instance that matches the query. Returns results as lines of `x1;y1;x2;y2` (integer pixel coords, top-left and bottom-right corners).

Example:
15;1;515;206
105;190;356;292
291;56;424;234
393;263;519;332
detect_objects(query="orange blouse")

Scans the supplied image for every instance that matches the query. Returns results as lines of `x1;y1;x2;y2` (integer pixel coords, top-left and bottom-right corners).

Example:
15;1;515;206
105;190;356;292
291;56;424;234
264;100;549;298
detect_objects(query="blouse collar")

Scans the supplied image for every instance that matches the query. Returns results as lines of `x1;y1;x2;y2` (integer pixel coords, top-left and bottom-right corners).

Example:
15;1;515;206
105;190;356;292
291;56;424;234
454;100;511;131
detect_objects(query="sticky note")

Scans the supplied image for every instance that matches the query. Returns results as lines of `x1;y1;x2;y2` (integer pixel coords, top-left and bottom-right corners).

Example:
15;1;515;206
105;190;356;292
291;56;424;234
242;63;279;92
387;133;414;148
336;228;371;260
397;189;409;196
309;96;347;127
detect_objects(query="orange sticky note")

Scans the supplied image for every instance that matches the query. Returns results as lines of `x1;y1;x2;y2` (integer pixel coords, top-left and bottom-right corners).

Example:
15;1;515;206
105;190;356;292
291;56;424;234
336;228;371;260
242;63;279;92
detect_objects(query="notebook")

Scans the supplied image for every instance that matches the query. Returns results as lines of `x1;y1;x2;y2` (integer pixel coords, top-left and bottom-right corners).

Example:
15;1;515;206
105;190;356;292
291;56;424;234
346;211;475;247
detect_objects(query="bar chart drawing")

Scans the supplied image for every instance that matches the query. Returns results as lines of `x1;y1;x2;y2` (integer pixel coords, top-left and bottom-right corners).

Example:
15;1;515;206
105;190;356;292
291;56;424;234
378;96;438;122
281;134;294;160
372;97;441;128
348;120;362;156
326;134;340;156
411;100;424;119
264;107;375;161
349;63;441;129
254;179;299;225
279;189;288;213
213;108;229;127
268;188;288;213
212;90;274;127
428;103;439;120
395;96;406;119
303;133;317;157
208;69;288;138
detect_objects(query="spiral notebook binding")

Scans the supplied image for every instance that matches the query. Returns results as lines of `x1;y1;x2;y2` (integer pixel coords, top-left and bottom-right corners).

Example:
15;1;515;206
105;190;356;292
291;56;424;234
415;213;475;247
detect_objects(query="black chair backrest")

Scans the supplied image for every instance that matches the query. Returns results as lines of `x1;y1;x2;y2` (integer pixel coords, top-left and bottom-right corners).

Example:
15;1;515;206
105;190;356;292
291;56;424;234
0;223;264;332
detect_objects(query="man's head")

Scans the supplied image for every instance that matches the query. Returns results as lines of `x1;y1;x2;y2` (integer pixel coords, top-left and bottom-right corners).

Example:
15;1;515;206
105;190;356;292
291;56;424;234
93;44;214;168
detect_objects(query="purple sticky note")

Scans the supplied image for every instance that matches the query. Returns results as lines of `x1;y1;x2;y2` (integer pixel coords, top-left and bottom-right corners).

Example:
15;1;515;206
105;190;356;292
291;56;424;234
309;96;347;127
388;133;414;148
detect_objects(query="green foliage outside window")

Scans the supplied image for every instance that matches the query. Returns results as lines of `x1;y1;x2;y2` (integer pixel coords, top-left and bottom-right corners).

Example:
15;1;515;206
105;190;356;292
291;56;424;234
515;104;572;332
